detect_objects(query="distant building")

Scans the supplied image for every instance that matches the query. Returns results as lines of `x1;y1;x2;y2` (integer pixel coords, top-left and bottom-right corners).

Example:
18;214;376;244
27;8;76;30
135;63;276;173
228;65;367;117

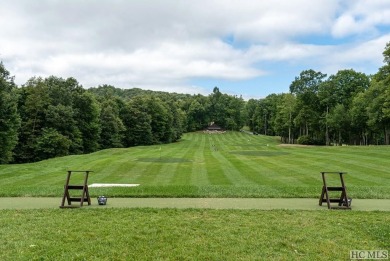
207;123;223;131
206;122;224;131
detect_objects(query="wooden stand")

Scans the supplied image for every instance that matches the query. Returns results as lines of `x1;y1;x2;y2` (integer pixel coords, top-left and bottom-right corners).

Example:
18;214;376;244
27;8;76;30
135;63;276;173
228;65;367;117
319;172;351;210
60;170;92;208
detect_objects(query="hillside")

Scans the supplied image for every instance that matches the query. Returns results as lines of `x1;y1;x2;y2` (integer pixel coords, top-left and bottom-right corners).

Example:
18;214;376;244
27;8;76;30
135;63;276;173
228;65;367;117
0;132;389;198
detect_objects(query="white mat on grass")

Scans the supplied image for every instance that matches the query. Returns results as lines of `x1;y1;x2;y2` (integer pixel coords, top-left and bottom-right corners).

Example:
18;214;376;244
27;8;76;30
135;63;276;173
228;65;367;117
89;183;140;188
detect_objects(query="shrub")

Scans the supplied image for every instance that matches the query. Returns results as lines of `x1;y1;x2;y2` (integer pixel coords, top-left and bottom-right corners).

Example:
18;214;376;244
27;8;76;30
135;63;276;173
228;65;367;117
297;135;325;145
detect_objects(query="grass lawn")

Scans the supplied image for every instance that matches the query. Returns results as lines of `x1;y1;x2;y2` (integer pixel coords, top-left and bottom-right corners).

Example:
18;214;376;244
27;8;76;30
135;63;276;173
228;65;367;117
0;208;389;260
1;132;389;260
0;132;389;198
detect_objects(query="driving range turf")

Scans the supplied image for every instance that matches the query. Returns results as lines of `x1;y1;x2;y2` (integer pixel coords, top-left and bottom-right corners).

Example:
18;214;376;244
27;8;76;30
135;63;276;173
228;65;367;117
1;132;389;198
0;132;389;260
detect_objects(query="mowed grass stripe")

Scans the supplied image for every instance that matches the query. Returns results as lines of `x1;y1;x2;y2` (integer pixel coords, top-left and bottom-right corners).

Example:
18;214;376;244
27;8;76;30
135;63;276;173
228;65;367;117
218;134;309;186
190;133;211;186
154;139;196;185
1;131;389;198
133;160;164;185
225;136;299;184
279;148;353;179
225;153;287;186
154;160;179;186
286;147;388;185
255;156;311;186
217;136;288;186
315;147;390;176
228;146;285;185
288;146;390;174
171;133;205;185
208;134;256;185
132;144;184;185
203;135;232;185
88;148;153;184
267;149;336;186
209;149;255;185
97;147;157;184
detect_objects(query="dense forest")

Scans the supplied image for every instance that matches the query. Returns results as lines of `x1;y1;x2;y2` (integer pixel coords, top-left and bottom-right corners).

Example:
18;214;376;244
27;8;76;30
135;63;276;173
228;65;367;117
0;42;389;164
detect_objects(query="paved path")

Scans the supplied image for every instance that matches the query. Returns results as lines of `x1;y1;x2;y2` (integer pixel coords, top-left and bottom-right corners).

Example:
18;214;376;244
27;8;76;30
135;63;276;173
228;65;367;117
0;197;389;211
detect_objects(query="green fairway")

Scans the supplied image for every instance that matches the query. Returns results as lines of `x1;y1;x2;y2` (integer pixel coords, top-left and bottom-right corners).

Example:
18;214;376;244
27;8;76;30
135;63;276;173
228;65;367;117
0;132;389;198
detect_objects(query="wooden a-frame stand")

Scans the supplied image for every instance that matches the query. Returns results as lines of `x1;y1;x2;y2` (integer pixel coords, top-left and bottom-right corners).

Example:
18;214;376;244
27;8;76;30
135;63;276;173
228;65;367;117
319;172;351;210
60;170;92;208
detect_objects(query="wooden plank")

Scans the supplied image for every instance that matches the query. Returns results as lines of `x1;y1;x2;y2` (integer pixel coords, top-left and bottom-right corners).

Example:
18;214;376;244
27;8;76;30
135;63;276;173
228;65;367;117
326;187;343;191
60;171;72;208
69;197;89;202
67;185;84;190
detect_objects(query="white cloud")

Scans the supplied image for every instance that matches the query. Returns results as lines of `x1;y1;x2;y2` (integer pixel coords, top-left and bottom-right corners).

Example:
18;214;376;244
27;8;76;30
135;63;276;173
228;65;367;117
246;43;329;62
0;0;389;96
331;0;390;38
332;14;362;37
231;0;339;43
320;34;390;74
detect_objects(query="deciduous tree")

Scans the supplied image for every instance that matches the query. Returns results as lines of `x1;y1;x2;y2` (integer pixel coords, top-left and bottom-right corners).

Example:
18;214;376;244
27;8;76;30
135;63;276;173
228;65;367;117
0;62;20;163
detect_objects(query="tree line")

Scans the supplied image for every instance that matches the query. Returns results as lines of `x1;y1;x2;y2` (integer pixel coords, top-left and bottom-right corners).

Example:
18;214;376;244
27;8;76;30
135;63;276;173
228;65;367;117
0;42;389;163
246;42;390;146
0;68;245;163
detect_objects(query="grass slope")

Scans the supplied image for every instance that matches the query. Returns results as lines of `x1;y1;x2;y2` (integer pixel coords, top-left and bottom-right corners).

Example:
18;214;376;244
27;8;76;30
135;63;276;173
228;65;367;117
0;132;389;198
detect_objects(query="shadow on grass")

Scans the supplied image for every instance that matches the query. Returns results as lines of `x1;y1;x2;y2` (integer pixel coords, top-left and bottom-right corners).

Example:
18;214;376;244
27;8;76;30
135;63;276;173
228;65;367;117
137;158;192;163
231;144;272;147
230;151;290;156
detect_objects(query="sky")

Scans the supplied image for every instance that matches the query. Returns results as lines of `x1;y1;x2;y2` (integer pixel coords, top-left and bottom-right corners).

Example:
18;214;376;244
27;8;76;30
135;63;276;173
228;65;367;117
1;0;390;99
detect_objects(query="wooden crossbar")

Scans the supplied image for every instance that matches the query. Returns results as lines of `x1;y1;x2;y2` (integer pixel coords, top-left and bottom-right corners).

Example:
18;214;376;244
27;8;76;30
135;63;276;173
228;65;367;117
319;172;351;210
60;170;92;208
